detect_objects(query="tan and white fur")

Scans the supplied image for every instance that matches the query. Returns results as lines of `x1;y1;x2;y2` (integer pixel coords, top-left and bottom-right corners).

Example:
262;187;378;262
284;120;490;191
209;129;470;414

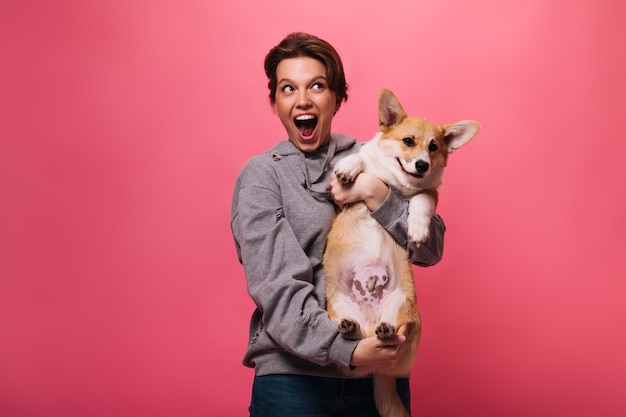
323;89;479;417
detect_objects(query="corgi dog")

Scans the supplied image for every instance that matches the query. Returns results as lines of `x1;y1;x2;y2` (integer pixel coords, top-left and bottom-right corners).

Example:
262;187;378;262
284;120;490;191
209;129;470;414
323;89;479;417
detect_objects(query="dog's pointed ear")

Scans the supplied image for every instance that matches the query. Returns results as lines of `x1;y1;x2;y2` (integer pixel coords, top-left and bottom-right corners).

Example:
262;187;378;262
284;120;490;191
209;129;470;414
378;89;408;132
442;121;480;153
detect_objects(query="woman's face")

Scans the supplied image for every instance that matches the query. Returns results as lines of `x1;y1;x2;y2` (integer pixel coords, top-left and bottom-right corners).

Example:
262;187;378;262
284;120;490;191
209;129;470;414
273;56;339;152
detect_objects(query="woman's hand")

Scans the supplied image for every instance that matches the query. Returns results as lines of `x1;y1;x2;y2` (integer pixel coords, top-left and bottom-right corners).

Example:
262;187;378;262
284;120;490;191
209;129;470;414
328;172;388;211
349;324;408;369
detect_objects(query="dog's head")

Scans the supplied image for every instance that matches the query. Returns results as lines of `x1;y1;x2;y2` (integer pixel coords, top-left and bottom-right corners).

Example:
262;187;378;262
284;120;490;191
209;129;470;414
376;89;480;189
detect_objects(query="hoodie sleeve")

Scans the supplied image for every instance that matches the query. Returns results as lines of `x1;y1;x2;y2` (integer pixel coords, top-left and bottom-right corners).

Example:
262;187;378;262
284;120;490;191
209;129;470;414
369;188;446;267
231;156;358;368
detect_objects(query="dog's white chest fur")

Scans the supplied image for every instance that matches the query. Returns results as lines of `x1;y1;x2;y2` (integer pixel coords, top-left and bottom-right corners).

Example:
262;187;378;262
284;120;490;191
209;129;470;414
335;136;439;244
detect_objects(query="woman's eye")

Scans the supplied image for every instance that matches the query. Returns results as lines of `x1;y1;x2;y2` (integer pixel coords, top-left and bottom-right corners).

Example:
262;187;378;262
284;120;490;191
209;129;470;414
312;82;325;91
281;85;294;93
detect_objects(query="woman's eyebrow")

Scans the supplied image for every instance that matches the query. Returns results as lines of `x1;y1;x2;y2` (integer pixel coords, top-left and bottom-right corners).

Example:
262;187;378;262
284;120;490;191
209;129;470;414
277;75;328;85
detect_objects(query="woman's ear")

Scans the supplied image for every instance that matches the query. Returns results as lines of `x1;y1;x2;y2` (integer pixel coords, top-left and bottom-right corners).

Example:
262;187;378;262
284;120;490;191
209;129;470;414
334;98;342;115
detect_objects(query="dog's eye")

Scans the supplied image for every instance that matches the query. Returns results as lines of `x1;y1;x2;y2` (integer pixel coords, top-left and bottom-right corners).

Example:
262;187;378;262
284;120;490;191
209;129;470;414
403;137;415;147
428;140;438;152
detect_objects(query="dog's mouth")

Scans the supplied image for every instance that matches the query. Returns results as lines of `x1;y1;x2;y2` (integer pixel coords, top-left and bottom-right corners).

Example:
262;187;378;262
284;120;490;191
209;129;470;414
396;158;425;179
295;115;318;138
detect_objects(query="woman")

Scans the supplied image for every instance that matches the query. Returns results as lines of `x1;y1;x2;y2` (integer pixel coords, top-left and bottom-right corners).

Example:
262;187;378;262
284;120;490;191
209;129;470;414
230;32;445;417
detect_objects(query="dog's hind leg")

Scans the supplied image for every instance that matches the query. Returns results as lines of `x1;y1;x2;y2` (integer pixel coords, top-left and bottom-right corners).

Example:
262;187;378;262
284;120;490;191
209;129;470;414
327;291;367;340
375;289;408;339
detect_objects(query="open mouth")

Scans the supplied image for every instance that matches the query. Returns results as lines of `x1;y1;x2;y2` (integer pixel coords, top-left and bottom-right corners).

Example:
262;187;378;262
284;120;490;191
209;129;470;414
295;115;318;138
396;157;424;179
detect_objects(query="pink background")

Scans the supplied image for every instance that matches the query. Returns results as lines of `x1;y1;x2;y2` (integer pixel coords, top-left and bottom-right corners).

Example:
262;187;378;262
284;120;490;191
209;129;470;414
2;0;625;416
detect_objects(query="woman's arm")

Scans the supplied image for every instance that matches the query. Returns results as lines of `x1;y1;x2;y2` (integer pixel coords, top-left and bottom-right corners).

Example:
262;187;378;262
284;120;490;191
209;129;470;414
232;157;358;368
328;172;445;266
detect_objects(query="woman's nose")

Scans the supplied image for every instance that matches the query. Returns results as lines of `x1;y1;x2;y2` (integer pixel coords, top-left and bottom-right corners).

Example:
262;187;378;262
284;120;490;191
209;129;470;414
296;90;312;108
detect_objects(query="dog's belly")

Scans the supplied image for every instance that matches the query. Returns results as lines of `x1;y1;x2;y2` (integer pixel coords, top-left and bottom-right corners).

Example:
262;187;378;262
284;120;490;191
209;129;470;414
349;261;390;306
327;203;409;332
333;205;391;270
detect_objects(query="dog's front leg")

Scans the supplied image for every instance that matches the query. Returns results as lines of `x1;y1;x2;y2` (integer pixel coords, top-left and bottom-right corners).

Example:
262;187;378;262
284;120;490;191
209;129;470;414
407;191;437;244
334;154;365;183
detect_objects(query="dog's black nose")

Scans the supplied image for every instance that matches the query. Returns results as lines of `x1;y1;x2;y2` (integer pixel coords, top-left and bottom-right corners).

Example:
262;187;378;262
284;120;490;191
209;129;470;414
415;160;429;174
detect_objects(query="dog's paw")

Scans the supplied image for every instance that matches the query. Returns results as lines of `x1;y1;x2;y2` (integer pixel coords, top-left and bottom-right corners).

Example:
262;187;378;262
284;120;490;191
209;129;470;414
334;167;359;184
408;218;431;246
375;322;396;340
338;318;361;340
407;194;436;245
333;157;363;183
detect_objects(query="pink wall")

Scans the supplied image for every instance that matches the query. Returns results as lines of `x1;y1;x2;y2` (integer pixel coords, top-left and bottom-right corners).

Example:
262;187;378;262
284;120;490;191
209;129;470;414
2;0;625;416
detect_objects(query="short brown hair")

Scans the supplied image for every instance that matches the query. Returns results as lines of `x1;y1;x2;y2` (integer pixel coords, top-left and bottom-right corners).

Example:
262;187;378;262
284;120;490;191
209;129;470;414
264;32;349;106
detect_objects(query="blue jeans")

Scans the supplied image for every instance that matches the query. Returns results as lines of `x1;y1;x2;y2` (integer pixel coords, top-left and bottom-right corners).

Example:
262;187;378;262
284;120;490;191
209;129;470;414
249;374;411;417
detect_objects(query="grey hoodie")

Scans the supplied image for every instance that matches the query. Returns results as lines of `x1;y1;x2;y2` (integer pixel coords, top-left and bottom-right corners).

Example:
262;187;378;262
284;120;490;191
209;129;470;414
230;133;445;377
